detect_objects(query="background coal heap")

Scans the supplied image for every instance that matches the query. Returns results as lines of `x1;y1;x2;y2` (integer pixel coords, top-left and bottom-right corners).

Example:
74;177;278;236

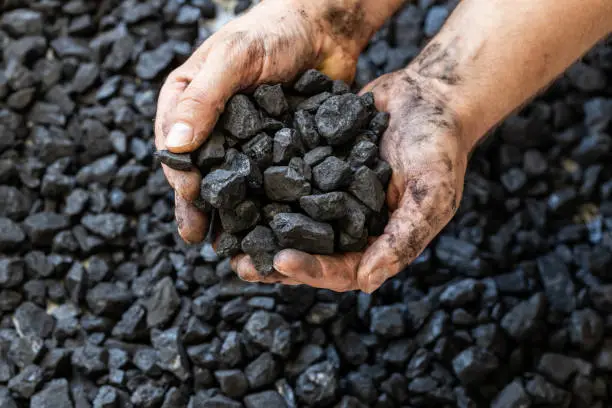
0;0;611;407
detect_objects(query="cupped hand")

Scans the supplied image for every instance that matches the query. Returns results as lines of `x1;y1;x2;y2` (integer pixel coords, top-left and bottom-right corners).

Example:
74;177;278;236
155;0;365;244
234;68;473;291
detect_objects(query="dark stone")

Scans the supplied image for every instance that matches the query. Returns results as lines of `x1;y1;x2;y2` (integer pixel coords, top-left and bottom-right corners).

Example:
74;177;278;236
491;379;532;408
30;379;73;408
223;94;263;139
23;212;70;246
537;254;576;312
254;84;288;116
349;166;385;212
501;293;546;341
294;69;332;95
370;305;405;338
242;133;273;169
151;327;190;381
196;131;226;170
219;200;260;233
201;169;247;209
452;346;499;385
244;391;288;408
216;232;241;257
136;42;175;80
145;277;181;328
315;94;369;145
155;150;193;171
82;213;128;240
14;302;55;338
537;353;593;385
294;110;320;149
245;352;279;389
299;192;348;221
296;361;337;406
241;226;278;276
568;309;603;351
312;156;352;192
264;166;311;202
271;213;334;254
215;369;248;398
525;375;569;406
71;344;108;375
273;128;304;164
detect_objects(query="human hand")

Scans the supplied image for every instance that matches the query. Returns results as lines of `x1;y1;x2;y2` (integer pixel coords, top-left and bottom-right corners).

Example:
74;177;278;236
155;0;376;244
233;67;472;291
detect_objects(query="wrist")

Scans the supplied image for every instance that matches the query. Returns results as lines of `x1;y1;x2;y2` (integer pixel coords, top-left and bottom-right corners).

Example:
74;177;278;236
300;0;403;58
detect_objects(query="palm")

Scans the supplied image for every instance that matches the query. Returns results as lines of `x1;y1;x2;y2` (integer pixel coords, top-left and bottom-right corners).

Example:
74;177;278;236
235;70;469;293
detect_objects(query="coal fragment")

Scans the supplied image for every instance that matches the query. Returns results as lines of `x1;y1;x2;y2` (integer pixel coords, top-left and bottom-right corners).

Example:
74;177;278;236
315;94;369;145
264;165;311;202
241;226;279;276
242;133;273;169
489;380;532;408
223;94;263;139
296;361;337;406
294;110;320;149
294;69;332;95
216;232;241;257
201;169;246;209
155;150;193;171
215;369;248;398
245;390;288;408
219;200;260;233
312;156;352;192
151;327;190;381
271;213;334;254
273;128;304;164
30;379;73;408
254;84;288;116
537;254;576;312
245;352;279;389
145;277;181;328
452;346;499;385
13;302;55;338
349;166;385;212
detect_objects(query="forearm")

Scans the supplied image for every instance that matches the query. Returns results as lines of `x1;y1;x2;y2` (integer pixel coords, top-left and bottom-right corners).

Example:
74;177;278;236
407;0;612;148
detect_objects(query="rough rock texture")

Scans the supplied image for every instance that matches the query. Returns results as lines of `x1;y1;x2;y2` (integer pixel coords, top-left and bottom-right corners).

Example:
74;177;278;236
0;1;611;408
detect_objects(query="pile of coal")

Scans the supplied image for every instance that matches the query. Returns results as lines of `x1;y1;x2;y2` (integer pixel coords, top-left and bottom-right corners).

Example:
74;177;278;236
0;0;611;408
158;69;391;275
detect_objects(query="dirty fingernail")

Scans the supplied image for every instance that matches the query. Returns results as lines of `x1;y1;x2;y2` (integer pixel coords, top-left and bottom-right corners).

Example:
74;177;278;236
166;122;193;148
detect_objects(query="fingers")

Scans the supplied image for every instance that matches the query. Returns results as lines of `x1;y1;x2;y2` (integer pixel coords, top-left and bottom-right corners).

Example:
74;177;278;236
231;254;303;285
357;195;438;293
165;35;264;153
273;249;362;292
316;52;357;84
175;195;208;244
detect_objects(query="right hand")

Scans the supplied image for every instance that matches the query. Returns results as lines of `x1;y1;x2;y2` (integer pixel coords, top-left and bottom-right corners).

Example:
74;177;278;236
155;0;368;244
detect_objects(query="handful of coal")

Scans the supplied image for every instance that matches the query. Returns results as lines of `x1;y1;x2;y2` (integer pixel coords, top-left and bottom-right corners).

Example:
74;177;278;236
157;69;391;276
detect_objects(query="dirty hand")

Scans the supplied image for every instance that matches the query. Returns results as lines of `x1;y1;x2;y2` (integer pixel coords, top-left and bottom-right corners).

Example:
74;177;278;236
233;68;471;291
155;0;389;244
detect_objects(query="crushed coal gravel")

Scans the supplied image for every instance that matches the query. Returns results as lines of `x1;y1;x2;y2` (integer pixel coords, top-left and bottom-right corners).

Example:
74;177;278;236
0;0;611;407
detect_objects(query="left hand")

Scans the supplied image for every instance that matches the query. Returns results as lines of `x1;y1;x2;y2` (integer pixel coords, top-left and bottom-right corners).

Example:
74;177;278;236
232;68;472;292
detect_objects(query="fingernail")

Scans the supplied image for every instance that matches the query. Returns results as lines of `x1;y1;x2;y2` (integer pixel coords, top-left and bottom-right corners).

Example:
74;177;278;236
166;122;194;148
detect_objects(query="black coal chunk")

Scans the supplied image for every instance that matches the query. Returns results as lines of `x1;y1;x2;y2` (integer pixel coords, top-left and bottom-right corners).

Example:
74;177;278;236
264;165;311;202
219;200;261;233
452;346;499;385
201;169;247;209
14;302;55;338
155;150;193;171
151;327;190;381
242;133;273;169
349;166;385;212
241;226;279;276
491;379;532;408
145;277;181;328
312;156;352;192
294;69;333;95
273;128;304;164
223;94;263;139
296;361;338;406
270;213;334;254
294;110;320;149
254;84;289;116
216;232;241;257
537;254;576;312
299;192;348;221
315;94;369;145
30;379;73;408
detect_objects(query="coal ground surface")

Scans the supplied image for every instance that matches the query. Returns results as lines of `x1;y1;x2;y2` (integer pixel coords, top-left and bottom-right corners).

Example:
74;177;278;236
0;0;611;407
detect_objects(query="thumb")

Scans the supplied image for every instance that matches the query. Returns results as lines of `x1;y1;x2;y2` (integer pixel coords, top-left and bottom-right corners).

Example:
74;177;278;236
165;35;263;153
356;193;438;293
